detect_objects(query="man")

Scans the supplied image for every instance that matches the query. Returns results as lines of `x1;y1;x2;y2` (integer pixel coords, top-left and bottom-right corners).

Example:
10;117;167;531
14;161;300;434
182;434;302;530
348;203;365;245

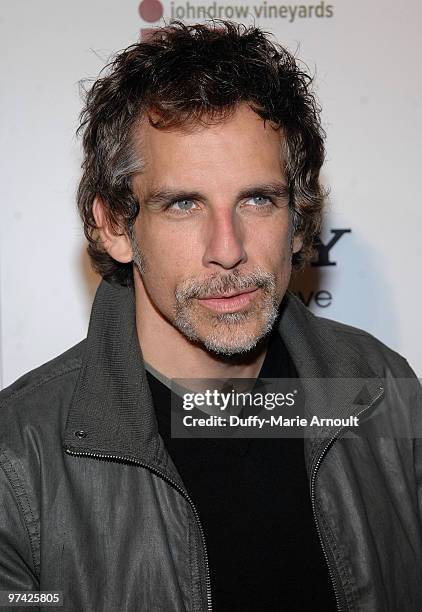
1;20;421;612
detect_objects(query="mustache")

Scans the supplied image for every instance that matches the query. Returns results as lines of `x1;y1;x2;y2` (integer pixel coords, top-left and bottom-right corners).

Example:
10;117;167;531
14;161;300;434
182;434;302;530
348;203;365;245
175;268;276;302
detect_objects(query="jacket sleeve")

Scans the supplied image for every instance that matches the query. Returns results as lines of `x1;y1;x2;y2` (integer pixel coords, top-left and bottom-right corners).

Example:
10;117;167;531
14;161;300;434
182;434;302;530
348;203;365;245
406;371;422;530
413;410;422;530
0;450;40;593
383;355;422;531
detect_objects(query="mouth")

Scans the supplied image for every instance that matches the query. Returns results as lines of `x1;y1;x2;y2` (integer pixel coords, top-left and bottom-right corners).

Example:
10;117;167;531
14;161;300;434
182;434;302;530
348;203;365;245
196;288;260;313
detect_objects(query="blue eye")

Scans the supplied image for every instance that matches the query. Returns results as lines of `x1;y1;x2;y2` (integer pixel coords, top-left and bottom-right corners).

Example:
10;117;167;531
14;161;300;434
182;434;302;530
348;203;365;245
248;195;273;206
168;200;197;213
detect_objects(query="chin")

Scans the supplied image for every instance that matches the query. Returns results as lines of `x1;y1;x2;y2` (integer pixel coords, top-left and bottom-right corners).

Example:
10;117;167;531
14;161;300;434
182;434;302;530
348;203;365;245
181;315;276;357
202;336;263;356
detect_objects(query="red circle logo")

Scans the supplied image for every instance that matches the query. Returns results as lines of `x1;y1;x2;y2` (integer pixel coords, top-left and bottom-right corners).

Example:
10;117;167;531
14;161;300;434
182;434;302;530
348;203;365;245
138;0;164;23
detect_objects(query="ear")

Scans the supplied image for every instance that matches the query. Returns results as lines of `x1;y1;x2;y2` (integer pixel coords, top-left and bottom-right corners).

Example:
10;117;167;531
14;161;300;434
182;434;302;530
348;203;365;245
92;197;133;263
292;233;303;254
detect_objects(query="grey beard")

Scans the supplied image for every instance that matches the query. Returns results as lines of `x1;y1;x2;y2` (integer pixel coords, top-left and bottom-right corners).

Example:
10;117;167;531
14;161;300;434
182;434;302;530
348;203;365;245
173;268;280;356
174;305;279;356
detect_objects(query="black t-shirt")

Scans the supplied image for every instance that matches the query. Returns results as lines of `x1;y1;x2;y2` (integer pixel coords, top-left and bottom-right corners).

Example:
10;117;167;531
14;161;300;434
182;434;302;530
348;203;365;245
146;331;338;611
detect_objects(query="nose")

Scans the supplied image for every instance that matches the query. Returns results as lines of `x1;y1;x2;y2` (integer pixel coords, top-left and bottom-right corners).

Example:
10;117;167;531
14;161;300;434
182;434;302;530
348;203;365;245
202;207;247;270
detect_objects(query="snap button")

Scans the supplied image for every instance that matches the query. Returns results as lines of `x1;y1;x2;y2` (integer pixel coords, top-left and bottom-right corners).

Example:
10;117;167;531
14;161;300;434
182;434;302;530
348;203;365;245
74;430;87;439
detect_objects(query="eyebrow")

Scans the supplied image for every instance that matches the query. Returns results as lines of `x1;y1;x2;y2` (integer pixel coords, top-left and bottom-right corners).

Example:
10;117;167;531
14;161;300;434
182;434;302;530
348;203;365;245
143;181;290;209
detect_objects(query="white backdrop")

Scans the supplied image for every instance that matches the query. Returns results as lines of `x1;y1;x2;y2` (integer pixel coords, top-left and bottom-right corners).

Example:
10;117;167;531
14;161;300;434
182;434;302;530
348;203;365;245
1;0;421;388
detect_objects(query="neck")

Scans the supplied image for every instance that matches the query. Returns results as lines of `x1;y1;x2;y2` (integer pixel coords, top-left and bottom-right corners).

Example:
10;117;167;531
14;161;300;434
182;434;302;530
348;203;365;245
134;275;269;381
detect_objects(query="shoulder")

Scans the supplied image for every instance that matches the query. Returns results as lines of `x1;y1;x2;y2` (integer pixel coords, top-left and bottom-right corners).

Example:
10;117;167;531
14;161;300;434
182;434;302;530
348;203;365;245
285;291;416;378
322;316;414;376
0;342;86;582
0;340;86;446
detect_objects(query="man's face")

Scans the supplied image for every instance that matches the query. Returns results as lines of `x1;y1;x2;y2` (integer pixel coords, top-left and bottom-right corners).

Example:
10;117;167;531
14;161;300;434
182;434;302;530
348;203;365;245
131;103;301;356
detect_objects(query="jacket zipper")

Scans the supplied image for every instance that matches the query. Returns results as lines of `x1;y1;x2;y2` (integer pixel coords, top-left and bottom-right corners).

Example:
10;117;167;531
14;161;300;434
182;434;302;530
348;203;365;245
64;448;212;612
310;385;385;612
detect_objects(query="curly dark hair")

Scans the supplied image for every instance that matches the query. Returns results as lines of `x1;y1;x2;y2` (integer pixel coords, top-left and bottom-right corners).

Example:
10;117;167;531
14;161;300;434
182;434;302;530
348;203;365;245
77;20;326;286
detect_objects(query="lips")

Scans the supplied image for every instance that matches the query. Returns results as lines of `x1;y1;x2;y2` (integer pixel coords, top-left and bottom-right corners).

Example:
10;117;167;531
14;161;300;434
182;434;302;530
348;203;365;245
196;288;259;313
201;288;258;300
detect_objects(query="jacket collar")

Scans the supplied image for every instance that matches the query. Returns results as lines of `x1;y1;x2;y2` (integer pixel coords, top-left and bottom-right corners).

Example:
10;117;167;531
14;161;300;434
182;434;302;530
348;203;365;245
63;280;160;465
276;288;384;475
63;279;383;479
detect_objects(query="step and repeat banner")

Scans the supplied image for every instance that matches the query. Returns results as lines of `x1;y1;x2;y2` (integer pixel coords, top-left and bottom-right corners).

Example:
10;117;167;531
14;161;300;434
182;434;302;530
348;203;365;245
1;0;421;387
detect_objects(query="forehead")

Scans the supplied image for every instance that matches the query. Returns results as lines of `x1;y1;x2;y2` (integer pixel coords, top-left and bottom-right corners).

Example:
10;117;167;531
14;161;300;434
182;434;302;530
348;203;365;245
134;104;284;187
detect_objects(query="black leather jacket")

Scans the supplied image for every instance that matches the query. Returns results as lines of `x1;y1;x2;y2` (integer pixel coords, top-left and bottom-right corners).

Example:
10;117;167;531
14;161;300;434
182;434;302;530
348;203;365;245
1;279;422;611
